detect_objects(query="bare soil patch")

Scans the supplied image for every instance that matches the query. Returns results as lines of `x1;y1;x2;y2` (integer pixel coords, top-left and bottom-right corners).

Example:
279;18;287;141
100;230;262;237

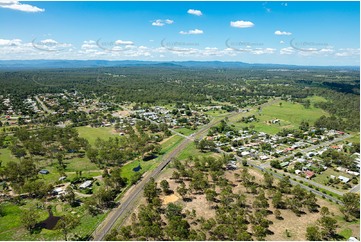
162;194;179;205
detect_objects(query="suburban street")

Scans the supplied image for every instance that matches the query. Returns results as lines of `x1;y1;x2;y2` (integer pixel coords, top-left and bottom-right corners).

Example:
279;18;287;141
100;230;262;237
349;184;360;193
216;133;354;204
257;134;352;197
34;95;51;114
232;154;345;204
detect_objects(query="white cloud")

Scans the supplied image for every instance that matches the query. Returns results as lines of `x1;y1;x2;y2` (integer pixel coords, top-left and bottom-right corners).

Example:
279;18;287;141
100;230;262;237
151;19;174;27
251;48;276;55
81;40;98;50
335;48;359;57
280;41;285;44
179;29;204;35
0;0;44;12
230;20;254;28
115;40;134;45
0;38;22;46
275;30;292;36
187;9;202;16
280;47;295;55
1;36;358;64
152;20;164;27
40;39;57;44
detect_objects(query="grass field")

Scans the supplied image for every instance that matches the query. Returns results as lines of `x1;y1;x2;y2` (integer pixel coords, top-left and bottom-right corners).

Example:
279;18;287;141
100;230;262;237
312;168;355;191
306;95;328;103
175;127;197;136
120;135;184;181
346;133;360;144
0;148;12;165
205;109;230;117
0;199;106;241
176;142;221;161
76;126;117;146
229;99;329;135
339;228;353;239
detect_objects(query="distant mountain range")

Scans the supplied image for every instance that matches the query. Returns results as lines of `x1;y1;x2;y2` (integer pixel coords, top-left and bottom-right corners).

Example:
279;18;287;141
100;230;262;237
0;60;359;70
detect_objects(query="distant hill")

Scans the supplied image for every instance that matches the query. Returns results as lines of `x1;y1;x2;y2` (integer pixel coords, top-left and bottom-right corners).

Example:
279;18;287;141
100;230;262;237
0;60;358;71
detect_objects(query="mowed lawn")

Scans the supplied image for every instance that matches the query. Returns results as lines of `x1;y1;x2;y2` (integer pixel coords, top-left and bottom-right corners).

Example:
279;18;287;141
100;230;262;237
229;99;329;135
76;126;117;146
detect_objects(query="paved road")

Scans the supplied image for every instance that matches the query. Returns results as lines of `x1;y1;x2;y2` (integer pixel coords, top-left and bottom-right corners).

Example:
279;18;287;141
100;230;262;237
34;95;51;114
92;113;236;241
349;184;360;193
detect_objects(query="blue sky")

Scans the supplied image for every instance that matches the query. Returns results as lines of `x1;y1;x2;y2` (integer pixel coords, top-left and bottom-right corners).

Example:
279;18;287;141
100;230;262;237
0;1;359;66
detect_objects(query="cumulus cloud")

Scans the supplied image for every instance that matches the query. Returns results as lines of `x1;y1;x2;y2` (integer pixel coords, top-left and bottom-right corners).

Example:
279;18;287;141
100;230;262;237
0;38;22;46
230;20;254;28
151;19;174;27
275;30;292;36
179;29;204;35
115;40;134;45
280;40;285;44
0;0;44;12
187;9;202;16
335;48;360;57
251;48;276;55
280;47;295;55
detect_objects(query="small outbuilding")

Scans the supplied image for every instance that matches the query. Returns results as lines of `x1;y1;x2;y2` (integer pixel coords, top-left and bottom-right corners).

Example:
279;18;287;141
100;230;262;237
79;180;93;189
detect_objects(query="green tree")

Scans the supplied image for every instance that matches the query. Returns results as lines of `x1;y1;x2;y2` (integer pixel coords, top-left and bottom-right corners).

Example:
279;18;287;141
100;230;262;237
306;225;321;241
252;224;267;240
318;215;338;239
177;181;188;200
272;190;284;209
205;189;217;205
56;214;80;241
341;193;360;221
64;186;76;206
21;207;40;233
160;180;170;195
143;177;158;203
263;172;274;188
137;204;163;240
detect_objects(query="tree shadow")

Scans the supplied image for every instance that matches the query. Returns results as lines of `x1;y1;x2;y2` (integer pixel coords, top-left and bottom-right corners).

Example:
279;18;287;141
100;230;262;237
165;190;174;195
332;234;349;241
182;197;193;202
